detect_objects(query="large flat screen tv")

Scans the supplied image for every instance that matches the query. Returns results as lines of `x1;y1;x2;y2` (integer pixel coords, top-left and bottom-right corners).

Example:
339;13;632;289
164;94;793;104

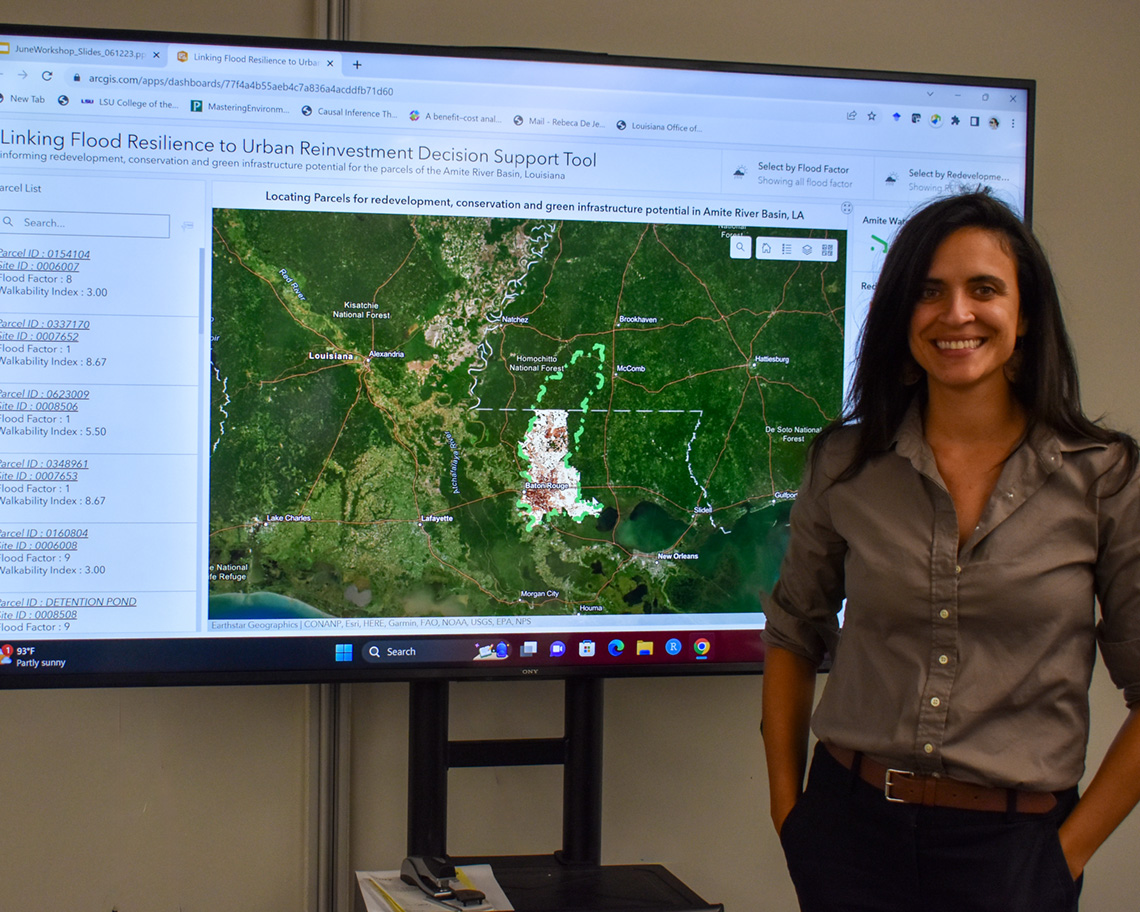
0;24;1033;686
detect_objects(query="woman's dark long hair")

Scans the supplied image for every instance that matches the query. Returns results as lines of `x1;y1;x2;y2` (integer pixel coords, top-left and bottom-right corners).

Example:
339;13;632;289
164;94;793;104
813;190;1137;481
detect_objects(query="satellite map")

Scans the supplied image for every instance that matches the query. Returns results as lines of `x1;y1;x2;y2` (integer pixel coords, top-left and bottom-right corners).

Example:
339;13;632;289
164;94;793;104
207;209;845;620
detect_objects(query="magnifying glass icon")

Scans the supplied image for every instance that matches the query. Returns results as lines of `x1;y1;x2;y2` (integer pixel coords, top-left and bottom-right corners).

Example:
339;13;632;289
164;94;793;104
368;645;382;658
2;217;12;227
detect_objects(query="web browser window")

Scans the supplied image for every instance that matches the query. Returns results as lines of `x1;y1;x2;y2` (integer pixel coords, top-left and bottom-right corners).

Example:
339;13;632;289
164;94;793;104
0;29;1031;681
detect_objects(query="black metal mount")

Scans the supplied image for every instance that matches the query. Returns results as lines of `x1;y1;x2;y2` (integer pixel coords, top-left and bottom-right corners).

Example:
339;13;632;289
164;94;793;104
406;677;604;865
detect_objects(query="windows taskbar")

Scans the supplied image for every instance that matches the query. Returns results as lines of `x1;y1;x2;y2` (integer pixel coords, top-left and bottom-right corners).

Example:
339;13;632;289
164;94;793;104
0;630;766;686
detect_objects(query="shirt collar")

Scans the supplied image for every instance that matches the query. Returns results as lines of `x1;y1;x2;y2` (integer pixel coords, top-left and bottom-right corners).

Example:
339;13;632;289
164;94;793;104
891;399;934;477
890;397;1107;479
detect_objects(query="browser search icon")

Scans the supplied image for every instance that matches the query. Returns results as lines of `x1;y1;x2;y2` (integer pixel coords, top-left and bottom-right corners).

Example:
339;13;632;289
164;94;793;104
368;645;382;658
2;217;12;226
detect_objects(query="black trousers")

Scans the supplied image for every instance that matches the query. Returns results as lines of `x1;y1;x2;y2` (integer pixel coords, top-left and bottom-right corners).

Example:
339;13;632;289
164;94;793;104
779;743;1082;912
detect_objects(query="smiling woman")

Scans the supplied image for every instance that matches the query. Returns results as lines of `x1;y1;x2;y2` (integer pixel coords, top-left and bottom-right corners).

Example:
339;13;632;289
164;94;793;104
762;190;1140;912
908;226;1026;398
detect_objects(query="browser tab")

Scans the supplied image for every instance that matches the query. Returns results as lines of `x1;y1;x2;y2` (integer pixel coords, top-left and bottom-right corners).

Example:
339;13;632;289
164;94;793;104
0;33;166;67
166;43;335;75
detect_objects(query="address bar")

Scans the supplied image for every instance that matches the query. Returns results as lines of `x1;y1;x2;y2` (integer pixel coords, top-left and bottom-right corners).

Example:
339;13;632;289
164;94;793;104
82;72;394;98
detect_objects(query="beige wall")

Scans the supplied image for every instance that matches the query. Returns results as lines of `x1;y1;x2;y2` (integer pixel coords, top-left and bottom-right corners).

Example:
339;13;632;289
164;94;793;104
1;1;1138;909
0;685;313;909
0;0;318;39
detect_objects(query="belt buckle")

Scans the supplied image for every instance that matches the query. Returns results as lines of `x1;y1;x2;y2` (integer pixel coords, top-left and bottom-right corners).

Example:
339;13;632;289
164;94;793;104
884;768;914;803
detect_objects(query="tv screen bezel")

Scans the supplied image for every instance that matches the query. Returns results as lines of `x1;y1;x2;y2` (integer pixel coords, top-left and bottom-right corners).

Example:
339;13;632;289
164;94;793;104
0;22;1034;688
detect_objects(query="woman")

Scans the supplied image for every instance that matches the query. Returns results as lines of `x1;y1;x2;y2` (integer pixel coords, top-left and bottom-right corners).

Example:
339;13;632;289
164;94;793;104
762;191;1140;912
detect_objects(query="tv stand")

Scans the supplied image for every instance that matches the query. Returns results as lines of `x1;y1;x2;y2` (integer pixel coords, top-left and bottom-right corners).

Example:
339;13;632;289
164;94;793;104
389;677;723;912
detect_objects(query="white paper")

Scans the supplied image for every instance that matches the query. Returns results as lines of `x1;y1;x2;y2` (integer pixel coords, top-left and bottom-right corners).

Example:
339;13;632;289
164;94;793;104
356;865;513;912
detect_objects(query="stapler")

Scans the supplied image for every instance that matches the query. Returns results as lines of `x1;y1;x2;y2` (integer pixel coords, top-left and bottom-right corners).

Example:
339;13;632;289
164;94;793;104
400;855;486;906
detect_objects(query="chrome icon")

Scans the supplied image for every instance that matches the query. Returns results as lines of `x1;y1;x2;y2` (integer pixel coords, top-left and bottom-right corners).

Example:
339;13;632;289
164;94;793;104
693;637;711;657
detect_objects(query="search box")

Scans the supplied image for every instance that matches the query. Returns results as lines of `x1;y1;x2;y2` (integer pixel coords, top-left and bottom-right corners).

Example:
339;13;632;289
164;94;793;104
0;209;170;238
361;638;476;663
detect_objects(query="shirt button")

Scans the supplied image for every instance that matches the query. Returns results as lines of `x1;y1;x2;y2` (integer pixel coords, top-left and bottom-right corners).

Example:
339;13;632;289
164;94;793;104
955;565;962;574
939;609;950;619
924;743;934;754
930;697;941;707
939;654;949;665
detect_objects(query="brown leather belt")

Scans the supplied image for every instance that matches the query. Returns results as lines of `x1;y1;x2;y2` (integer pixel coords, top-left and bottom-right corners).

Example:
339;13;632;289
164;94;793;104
825;743;1057;814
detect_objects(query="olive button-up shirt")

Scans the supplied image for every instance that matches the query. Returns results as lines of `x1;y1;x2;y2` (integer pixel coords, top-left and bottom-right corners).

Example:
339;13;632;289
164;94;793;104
763;406;1140;791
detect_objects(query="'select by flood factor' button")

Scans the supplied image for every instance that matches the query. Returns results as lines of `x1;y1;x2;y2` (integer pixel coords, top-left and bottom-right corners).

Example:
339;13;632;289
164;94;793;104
362;639;472;663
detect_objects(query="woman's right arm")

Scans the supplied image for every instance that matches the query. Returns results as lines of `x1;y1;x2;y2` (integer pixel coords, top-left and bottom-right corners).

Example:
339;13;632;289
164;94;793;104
762;644;818;834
